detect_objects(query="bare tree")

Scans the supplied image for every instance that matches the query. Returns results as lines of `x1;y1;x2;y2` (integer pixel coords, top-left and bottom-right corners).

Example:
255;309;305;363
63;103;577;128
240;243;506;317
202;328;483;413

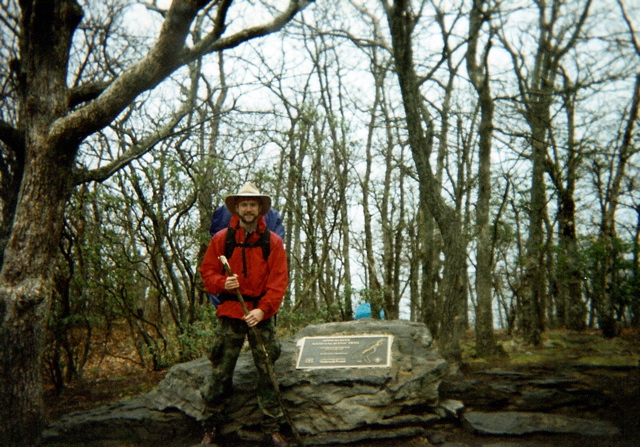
499;0;593;345
590;0;640;337
590;74;640;337
465;0;501;356
0;0;313;443
383;0;468;361
309;31;356;321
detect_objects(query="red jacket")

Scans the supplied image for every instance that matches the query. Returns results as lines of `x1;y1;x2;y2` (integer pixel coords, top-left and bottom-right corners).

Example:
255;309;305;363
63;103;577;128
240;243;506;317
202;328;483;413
200;214;288;320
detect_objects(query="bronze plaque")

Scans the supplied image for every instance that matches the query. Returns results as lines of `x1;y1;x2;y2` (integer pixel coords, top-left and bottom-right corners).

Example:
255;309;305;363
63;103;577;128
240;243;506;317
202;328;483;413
295;335;393;369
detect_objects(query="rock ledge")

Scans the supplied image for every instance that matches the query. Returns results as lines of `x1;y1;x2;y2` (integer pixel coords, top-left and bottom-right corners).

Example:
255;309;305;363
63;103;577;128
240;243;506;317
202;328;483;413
44;320;450;445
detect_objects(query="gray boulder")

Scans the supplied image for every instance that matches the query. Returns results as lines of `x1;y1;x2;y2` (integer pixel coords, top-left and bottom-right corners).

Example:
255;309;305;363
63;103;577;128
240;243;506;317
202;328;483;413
463;411;620;437
44;319;450;445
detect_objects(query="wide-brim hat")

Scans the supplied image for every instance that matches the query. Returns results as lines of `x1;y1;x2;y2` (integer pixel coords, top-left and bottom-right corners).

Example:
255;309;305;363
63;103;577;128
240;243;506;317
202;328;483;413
224;182;272;216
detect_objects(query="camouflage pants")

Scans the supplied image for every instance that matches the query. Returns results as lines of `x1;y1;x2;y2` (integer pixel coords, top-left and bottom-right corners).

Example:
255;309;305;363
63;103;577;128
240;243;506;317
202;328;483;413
202;316;283;433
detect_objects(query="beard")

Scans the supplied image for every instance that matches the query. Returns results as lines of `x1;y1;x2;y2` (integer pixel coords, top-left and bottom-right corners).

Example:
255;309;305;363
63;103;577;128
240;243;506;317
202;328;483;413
238;212;258;226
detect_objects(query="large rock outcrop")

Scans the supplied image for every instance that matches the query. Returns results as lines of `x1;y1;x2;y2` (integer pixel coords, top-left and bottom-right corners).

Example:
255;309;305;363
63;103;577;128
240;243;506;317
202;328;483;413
44;320;451;445
462;411;620;437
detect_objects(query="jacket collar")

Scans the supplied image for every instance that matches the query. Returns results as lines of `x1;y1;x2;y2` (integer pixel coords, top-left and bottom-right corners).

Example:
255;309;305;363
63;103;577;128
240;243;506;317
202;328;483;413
229;214;267;233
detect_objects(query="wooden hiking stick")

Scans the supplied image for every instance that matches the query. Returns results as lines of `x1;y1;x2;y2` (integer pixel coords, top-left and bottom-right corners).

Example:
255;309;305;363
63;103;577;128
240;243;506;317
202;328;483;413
218;256;304;447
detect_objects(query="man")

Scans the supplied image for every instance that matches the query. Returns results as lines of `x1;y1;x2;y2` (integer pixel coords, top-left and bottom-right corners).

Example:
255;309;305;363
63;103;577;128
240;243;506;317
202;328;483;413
200;182;289;447
207;203;285;307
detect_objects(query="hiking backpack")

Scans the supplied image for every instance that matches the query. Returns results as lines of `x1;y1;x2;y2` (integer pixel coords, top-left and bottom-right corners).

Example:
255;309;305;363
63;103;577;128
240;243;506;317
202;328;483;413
224;226;271;262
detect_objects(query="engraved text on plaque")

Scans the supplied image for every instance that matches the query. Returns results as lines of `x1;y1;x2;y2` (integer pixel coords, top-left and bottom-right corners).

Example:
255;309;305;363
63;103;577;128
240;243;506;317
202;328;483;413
296;335;393;369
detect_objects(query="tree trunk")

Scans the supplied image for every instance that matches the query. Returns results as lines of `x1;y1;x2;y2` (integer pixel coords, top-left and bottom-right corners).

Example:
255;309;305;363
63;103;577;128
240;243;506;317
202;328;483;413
0;137;77;441
466;0;499;357
362;61;384;320
523;108;548;346
384;0;467;361
1;1;313;443
420;206;441;335
0;2;82;444
505;0;593;345
556;172;585;330
631;207;640;327
597;74;640;337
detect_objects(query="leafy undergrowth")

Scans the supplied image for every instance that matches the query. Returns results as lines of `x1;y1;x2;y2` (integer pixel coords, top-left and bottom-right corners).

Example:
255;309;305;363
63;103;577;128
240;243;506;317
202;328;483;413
43;326;170;422
44;357;167;422
460;327;640;371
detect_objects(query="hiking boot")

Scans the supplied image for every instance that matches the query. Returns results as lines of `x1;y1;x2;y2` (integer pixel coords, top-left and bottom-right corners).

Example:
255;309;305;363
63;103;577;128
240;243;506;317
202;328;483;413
269;432;289;447
200;427;220;446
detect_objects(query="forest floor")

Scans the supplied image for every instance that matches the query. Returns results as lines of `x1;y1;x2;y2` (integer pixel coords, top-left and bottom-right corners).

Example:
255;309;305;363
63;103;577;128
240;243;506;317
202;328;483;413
44;327;640;446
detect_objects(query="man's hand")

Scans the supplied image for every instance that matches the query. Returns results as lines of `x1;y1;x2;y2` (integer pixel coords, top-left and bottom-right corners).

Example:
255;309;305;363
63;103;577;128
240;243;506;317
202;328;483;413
243;308;265;327
224;274;239;290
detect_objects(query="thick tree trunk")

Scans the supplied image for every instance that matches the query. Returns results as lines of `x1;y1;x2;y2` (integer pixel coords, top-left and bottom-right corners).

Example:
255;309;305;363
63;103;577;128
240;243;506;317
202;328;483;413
521;21;555;345
555;81;586;331
0;1;82;444
523;119;548;346
0;281;50;445
0;147;78;445
1;1;312;444
557;190;586;330
420;207;441;336
632;210;640;327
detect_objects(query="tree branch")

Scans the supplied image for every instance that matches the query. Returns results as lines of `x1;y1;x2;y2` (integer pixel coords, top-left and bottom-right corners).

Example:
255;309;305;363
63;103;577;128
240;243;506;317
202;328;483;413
72;102;193;185
68;80;111;108
186;0;314;57
49;0;314;150
49;0;209;148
